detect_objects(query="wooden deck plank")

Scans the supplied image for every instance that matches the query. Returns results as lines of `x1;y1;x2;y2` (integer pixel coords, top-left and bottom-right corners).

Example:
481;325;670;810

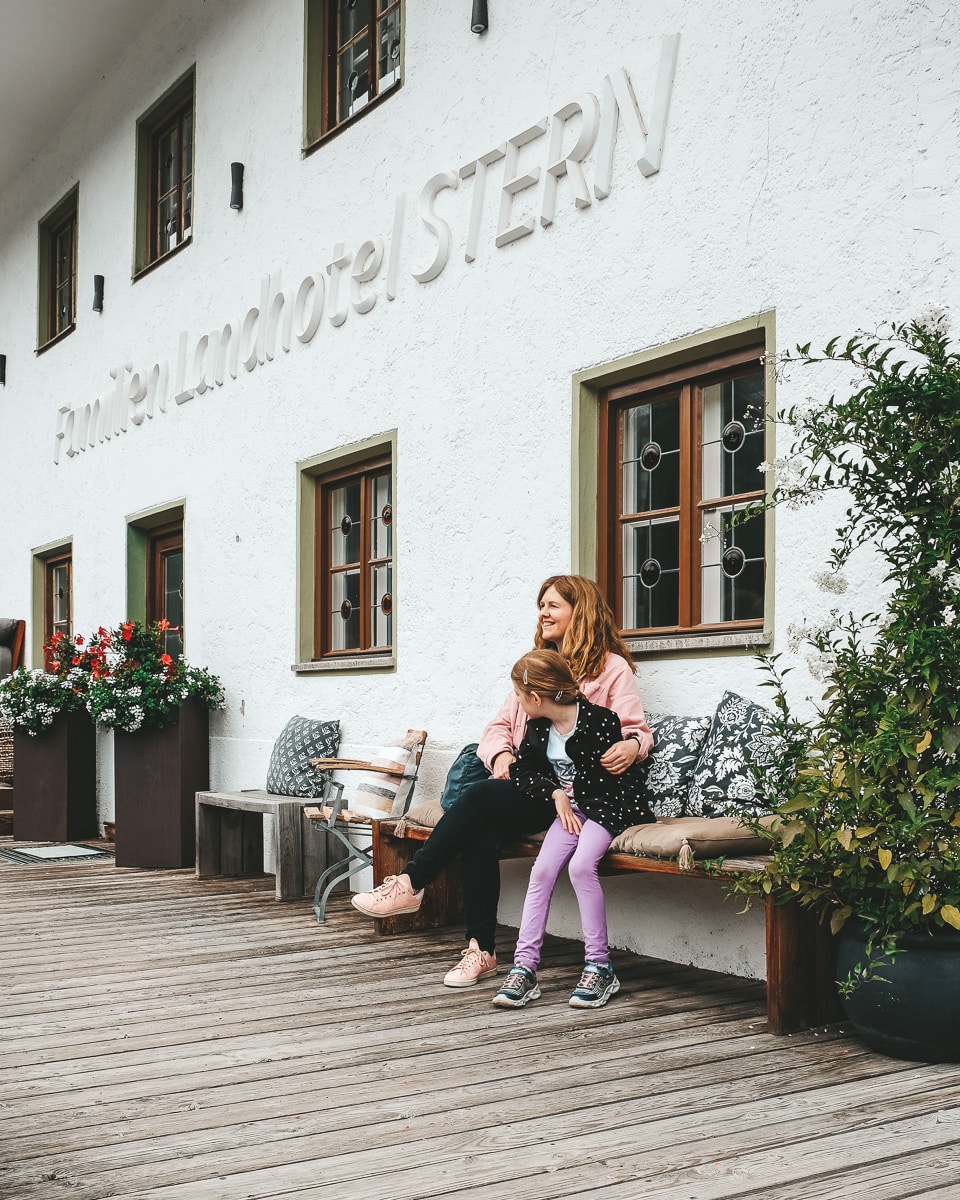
2;842;959;1200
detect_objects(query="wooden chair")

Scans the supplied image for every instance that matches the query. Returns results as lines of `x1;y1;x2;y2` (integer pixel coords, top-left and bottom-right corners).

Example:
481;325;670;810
0;619;25;679
304;729;427;922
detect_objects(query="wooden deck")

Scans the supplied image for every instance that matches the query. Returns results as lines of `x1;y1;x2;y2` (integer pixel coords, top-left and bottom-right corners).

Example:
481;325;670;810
2;846;960;1200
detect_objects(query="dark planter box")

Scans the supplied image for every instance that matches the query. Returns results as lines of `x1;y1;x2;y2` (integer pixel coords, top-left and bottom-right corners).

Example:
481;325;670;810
13;711;98;841
114;698;209;869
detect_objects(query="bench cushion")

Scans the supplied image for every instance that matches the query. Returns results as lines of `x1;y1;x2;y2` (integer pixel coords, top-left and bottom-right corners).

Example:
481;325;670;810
402;799;772;859
266;716;341;798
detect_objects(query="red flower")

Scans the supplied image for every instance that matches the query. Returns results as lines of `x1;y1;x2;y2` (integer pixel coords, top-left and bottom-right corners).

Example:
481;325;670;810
161;654;172;666
121;622;134;642
157;619;170;632
75;635;84;646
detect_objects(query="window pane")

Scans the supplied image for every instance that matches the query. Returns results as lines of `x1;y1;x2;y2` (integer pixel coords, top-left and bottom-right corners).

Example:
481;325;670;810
370;471;393;559
158;193;179;253
377;8;401;92
339;0;371;43
370;563;393;647
701;505;764;623
622;516;679;629
622;398;679;515
158;127;179;197
338;41;370;120
183;175;193;240
162;549;184;654
702;371;765;502
331;570;361;651
329;482;361;566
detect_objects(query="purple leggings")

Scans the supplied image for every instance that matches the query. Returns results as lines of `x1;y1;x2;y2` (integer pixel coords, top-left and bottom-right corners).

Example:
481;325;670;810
513;811;614;971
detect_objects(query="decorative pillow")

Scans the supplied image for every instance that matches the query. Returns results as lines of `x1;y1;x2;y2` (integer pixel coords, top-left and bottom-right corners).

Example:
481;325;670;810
687;691;776;817
266;716;341;798
611;815;774;859
636;715;713;817
337;731;422;821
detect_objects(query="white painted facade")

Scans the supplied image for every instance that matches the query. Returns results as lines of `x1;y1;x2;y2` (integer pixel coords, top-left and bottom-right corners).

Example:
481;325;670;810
1;0;957;979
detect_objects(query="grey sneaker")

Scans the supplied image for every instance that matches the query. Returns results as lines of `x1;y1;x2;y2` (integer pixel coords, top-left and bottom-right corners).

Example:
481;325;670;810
569;962;620;1008
493;964;541;1008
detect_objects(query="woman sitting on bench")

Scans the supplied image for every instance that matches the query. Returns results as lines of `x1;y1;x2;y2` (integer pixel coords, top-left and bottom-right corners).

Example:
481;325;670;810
350;574;653;987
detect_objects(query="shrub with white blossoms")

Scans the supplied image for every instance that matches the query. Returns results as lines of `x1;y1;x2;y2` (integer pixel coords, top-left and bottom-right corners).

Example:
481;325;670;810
86;620;224;733
0;630;109;735
731;309;960;977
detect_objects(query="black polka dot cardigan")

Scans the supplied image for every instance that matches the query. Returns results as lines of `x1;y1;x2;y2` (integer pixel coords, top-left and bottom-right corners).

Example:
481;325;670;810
509;698;655;837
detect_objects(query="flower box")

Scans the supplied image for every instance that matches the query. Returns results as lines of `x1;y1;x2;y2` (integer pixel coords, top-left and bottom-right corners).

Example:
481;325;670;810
13;710;97;842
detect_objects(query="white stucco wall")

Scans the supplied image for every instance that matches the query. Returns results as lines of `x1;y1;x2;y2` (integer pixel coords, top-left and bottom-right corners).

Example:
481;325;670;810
1;0;957;977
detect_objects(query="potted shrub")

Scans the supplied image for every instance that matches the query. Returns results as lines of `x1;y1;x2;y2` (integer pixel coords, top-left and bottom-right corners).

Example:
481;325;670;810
88;620;224;869
0;630;108;840
736;307;960;1061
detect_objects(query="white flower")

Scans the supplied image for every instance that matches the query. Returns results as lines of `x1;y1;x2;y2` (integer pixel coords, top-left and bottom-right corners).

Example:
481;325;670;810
812;570;848;595
915;303;950;336
931;561;948;579
806;651;837;682
948;570;960;592
944;606;957;625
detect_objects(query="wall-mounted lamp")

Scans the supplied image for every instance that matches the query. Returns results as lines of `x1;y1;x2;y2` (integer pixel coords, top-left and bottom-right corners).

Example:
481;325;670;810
92;274;104;313
230;162;244;211
471;0;488;33
0;355;5;386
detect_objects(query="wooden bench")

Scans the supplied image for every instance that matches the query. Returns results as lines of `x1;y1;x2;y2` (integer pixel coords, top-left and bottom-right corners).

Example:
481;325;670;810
195;789;323;901
371;818;841;1036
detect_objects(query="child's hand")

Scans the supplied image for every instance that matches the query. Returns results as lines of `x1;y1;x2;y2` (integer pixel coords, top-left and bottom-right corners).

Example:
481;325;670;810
492;752;516;780
553;791;582;835
600;738;640;775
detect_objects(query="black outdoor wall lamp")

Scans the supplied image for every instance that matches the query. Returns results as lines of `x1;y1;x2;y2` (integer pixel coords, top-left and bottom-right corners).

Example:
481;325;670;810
93;274;104;312
230;162;244;211
471;0;488;34
0;354;5;386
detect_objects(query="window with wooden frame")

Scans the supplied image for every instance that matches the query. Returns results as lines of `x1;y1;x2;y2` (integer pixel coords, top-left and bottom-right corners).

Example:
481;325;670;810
37;187;78;350
43;551;72;664
135;71;194;276
315;455;393;658
598;345;767;641
304;0;403;148
147;522;185;656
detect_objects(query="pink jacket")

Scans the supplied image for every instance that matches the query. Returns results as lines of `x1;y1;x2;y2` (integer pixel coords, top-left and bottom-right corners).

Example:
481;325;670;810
476;653;654;770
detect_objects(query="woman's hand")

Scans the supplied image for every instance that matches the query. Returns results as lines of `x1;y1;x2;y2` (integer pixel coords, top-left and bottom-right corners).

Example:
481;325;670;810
600;738;641;775
492;752;516;780
554;791;582;835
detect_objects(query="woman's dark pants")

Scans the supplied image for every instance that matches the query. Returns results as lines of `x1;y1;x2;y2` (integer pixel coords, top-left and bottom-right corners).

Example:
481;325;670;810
403;778;553;955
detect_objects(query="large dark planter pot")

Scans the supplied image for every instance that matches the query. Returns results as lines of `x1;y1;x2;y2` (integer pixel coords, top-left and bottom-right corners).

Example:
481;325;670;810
837;920;960;1063
113;698;209;869
13;711;97;841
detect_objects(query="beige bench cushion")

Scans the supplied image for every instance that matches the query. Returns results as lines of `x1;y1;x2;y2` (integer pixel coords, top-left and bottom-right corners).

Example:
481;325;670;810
402;800;772;859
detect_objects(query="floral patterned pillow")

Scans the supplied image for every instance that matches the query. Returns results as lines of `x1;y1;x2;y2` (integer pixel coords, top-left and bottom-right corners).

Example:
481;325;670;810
635;714;713;817
687;691;776;817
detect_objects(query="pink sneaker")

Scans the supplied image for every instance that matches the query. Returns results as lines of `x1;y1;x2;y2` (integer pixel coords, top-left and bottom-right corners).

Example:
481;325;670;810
443;939;498;988
351;874;424;918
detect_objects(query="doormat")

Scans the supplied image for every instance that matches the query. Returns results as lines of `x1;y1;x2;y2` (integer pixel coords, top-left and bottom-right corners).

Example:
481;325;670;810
0;844;114;865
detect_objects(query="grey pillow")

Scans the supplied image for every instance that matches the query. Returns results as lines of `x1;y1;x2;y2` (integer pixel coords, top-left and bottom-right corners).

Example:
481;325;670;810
266;716;341;798
636;715;712;817
687;691;776;817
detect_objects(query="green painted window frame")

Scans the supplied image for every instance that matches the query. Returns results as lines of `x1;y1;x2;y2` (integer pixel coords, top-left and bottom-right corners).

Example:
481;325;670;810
31;539;73;667
37;186;79;352
126;501;186;637
303;0;404;152
295;432;397;672
572;313;777;657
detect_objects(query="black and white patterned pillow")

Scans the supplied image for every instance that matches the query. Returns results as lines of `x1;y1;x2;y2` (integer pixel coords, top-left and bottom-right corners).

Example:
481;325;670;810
266;716;341;798
687;692;776;817
635;715;712;817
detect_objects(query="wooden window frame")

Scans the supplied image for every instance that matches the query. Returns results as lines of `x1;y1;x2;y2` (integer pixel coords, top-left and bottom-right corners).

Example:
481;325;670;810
147;521;184;654
43;551;73;665
598;344;766;641
304;0;403;150
37;188;78;351
314;453;393;660
135;71;195;278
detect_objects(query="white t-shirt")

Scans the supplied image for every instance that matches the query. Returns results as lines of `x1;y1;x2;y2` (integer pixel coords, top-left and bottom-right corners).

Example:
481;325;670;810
546;707;578;798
